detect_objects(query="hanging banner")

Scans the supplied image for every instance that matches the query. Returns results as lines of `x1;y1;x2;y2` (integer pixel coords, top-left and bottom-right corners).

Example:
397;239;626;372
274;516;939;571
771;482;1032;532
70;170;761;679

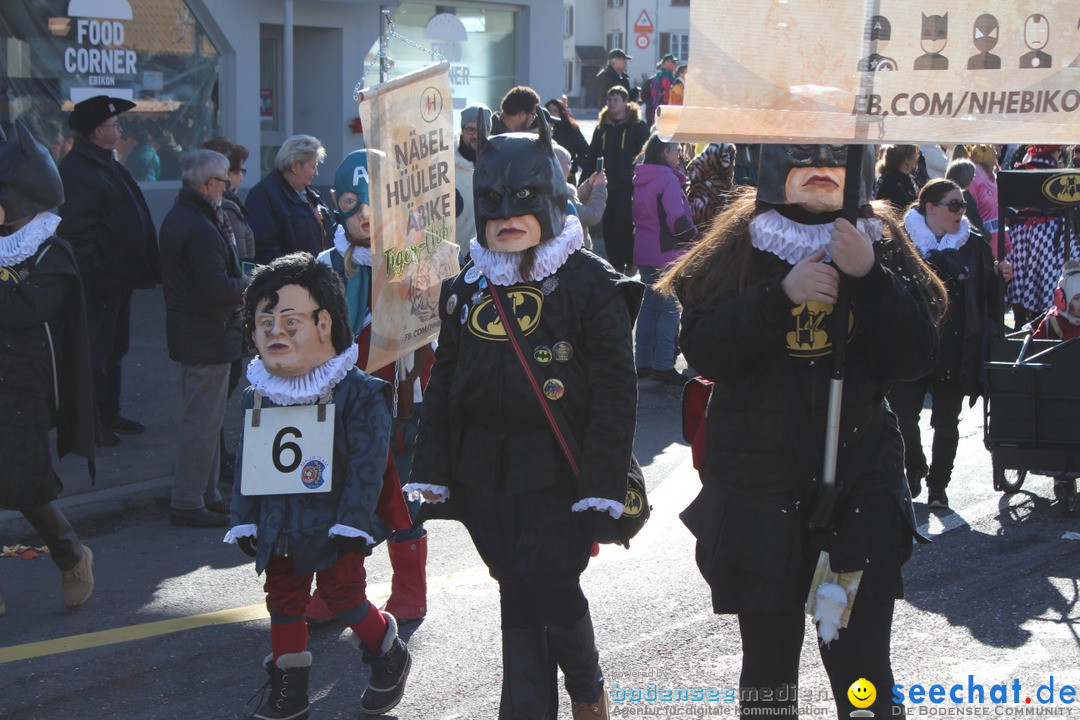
657;1;1080;144
358;62;460;372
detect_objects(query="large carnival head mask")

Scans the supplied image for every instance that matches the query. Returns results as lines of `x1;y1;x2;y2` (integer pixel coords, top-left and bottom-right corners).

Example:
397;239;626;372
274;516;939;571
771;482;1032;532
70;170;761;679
473;108;570;251
333;149;372;246
757;144;871;213
244;253;352;377
0;121;64;228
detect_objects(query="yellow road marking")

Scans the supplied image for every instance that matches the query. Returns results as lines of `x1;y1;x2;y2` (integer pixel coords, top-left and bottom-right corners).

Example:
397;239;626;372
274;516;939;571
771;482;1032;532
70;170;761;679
0;567;492;665
0;603;270;664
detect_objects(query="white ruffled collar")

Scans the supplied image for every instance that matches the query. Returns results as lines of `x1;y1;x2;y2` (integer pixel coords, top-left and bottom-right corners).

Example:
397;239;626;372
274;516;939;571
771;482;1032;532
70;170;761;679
246;344;359;406
469;215;583;286
0;212;61;266
332;224;372;267
903;209;970;257
749;209;882;265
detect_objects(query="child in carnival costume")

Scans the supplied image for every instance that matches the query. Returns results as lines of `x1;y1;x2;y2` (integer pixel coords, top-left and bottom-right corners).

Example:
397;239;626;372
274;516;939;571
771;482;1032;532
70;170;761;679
227;253;412;719
309;149;434;623
406;110;643;720
0;121;97;614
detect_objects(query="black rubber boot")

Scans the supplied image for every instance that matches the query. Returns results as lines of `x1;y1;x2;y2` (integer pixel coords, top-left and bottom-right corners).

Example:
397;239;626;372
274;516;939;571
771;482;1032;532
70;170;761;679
359;613;411;715
21;502;82;570
254;652;311;720
498;627;558;720
546;612;608;716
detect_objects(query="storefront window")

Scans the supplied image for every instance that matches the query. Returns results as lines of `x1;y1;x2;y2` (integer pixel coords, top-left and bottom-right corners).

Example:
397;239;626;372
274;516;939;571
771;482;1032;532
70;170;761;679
370;3;517;113
0;0;221;181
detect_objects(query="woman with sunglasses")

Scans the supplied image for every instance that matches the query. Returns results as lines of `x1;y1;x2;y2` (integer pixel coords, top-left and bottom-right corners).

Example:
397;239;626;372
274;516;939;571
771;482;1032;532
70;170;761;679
888;178;1013;508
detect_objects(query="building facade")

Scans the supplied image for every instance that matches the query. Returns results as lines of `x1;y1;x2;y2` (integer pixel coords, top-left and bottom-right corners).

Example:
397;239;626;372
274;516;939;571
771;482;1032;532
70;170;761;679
563;0;691;109
1;0;561;221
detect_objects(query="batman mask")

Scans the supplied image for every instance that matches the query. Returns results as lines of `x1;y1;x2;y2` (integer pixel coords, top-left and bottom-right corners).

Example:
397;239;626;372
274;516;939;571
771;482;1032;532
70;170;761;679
757;144;871;210
473;109;569;247
0;120;65;227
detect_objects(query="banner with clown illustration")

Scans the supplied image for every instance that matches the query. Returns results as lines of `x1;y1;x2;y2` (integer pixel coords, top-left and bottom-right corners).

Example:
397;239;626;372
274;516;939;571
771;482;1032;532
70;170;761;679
657;1;1080;144
358;62;460;371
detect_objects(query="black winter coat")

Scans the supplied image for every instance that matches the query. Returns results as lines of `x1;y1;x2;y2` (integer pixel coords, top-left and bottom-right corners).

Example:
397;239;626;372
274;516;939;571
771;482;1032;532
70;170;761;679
411;250;643;504
246;169;336;264
583;106;649;192
57;141;160;297
552;119;591;178
919;226;1002;396
159;188;248;365
0;237;95;509
678;234;939;614
595;66;638;105
874;169;919;212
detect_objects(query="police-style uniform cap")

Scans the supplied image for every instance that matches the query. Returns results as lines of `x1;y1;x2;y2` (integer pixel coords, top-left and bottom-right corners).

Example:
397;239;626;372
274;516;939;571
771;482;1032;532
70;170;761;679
333;150;370;221
68;95;136;134
608;49;632;60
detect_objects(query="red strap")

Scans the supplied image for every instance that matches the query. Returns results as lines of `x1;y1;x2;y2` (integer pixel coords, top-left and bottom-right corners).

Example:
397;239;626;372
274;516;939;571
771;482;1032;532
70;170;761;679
489;286;581;479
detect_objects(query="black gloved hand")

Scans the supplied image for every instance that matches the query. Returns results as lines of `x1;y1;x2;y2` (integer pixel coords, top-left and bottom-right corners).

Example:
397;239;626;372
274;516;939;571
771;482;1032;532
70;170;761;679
585;509;622;546
237;536;257;558
335;535;371;556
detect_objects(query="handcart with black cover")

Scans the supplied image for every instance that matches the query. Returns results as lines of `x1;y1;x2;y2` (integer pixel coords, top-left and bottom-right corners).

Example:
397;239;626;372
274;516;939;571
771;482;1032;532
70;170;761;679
983;168;1080;516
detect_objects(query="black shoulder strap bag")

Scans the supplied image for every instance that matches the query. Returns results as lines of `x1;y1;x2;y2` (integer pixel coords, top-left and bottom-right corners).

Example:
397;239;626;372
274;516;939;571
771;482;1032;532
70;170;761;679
489;282;649;548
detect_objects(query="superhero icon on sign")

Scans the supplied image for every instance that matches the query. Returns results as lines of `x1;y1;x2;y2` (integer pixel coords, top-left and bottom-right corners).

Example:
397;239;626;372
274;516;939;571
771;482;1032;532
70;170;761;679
1020;14;1052;69
914;13;949;70
967;14;1001;70
857;16;897;72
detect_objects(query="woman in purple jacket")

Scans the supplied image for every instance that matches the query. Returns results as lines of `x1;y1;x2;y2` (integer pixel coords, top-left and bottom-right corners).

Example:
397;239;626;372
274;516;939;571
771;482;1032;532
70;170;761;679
632;133;698;384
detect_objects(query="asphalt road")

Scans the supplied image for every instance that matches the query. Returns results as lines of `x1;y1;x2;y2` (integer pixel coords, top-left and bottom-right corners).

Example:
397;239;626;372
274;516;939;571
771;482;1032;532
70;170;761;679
3;358;1080;718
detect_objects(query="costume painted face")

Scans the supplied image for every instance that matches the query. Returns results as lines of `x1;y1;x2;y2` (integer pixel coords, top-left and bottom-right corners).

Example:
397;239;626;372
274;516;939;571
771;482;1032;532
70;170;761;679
253;284;336;378
1024;14;1049;50
333;150;373;246
473;110;569;247
0;120;65;229
758;144;868;212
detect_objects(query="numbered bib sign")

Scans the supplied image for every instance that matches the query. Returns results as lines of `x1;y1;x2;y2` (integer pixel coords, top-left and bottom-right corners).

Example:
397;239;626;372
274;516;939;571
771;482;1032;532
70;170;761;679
241;396;336;496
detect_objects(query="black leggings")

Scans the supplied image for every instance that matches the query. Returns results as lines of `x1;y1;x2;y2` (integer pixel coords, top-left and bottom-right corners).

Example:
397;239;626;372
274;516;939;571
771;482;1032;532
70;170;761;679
738;597;898;717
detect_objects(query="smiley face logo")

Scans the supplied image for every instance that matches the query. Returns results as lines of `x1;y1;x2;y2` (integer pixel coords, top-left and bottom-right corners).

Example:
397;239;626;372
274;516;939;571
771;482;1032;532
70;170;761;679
848;678;876;709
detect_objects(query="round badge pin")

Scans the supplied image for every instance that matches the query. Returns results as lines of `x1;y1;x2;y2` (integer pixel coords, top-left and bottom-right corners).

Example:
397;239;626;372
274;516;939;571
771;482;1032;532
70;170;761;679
464;267;481;284
460;303;469;325
534;346;553;365
446;293;458;316
553;341;574;363
472;290;484;305
542;378;565;401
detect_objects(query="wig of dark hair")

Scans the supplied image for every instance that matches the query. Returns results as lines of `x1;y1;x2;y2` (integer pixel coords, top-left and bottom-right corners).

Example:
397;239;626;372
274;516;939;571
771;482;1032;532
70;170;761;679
243;252;352;354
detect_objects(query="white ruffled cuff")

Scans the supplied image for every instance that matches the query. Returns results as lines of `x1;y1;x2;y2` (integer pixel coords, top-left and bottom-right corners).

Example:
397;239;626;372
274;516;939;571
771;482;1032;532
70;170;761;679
224;524;258;543
571;497;625;519
403;483;450;503
327;524;376;545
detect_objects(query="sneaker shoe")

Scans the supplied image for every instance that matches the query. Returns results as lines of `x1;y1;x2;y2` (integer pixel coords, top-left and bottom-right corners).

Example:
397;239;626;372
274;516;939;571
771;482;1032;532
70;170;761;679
651;368;688;386
103;415;145;435
61;546;94;609
927;489;949;509
636;367;652;380
205;500;231;515
360;614;412;715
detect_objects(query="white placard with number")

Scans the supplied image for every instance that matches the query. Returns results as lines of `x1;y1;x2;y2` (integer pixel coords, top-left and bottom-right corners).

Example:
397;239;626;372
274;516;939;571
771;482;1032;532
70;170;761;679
241;403;336;496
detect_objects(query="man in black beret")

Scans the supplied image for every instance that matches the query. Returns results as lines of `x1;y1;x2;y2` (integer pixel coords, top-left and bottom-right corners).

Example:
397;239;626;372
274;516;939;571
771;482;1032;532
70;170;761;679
58;95;160;446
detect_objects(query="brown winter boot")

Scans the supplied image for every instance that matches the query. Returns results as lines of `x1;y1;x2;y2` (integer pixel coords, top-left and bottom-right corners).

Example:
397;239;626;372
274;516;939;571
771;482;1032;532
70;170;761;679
61;545;94;609
571;689;610;720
